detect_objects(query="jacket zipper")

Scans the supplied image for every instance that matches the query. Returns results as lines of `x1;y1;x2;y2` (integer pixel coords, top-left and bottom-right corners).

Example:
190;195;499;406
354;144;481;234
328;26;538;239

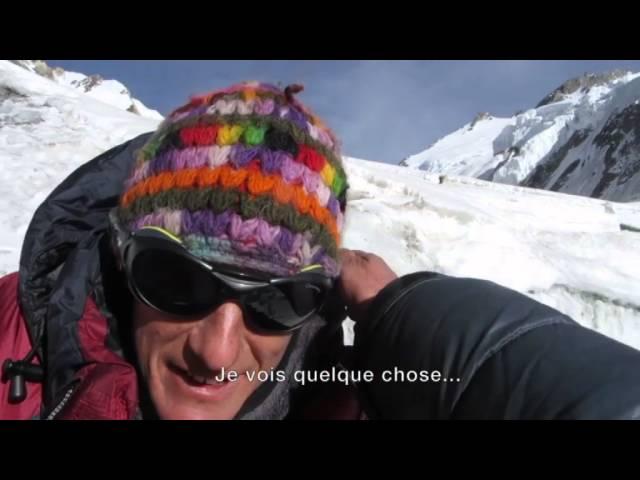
46;387;75;420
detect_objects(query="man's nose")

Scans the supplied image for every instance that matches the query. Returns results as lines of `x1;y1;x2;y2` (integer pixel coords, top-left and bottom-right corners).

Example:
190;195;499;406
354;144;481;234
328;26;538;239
185;302;244;372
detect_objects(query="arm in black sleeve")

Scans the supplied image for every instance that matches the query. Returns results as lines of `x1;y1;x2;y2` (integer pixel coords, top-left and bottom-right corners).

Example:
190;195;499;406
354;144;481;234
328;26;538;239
353;272;640;419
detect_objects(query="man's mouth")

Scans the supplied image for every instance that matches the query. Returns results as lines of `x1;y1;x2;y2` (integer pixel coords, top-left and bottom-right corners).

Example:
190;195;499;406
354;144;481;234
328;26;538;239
186;372;227;386
168;363;235;392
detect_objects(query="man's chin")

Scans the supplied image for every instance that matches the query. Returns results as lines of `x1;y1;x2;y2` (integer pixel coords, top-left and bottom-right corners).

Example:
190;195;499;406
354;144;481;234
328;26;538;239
156;404;239;420
152;392;245;420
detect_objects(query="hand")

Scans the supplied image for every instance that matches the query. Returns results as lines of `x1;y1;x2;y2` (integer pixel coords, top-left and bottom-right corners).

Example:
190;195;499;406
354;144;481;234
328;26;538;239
337;249;398;323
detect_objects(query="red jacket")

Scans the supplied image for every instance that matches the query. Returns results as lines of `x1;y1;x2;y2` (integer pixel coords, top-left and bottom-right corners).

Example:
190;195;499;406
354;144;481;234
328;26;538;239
0;273;42;419
0;272;139;419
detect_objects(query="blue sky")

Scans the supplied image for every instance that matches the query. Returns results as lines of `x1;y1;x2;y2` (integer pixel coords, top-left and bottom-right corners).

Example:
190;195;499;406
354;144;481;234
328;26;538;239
48;60;640;164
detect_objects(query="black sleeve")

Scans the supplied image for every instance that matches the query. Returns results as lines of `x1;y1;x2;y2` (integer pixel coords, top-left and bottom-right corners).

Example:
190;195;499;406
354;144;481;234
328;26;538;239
353;272;640;419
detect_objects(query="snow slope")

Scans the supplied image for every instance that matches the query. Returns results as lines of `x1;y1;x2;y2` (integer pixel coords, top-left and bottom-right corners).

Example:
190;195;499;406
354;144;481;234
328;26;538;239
1;61;639;352
403;71;640;202
343;158;640;350
0;60;160;275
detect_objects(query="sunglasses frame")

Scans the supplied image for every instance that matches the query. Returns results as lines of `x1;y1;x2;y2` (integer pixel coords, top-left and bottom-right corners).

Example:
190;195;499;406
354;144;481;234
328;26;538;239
108;210;334;332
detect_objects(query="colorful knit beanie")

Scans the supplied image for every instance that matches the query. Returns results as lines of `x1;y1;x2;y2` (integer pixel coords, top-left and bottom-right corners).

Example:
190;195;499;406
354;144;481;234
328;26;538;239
115;81;348;278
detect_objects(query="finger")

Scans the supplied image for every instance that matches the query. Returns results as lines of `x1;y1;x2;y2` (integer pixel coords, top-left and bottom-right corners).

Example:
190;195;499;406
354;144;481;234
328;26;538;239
338;248;354;257
351;249;375;260
340;249;368;267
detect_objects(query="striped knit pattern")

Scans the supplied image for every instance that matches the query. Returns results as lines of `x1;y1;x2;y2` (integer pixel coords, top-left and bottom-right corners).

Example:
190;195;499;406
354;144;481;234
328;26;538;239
117;82;347;277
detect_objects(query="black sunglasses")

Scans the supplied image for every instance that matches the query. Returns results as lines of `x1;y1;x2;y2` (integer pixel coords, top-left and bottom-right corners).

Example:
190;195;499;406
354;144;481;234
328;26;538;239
108;211;335;333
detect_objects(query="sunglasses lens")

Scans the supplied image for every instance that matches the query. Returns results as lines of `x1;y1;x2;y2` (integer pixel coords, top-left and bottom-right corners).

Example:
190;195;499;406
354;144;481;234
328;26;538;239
131;249;218;317
244;281;326;330
125;230;331;329
282;281;326;317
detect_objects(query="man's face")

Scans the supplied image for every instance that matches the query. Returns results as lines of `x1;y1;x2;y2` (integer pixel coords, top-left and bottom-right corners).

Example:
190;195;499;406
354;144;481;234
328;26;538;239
132;300;292;419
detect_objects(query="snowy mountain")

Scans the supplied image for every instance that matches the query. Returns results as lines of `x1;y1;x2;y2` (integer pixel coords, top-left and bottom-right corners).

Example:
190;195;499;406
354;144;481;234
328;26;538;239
9;60;163;121
399;113;515;178
402;70;640;202
1;60;640;351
